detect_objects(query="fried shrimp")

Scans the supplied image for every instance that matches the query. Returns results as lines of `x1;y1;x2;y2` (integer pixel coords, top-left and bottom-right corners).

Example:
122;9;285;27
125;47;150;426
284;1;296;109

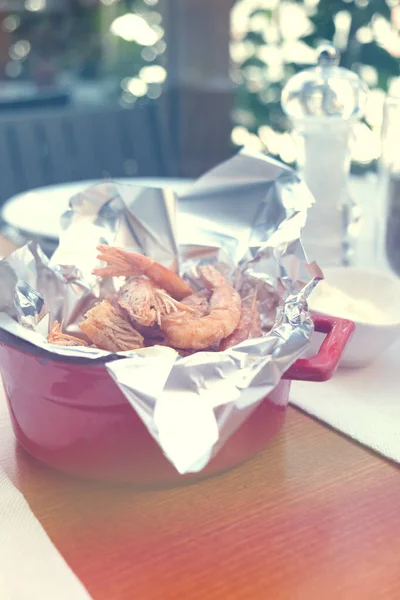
219;289;262;351
181;289;211;317
47;321;88;347
93;245;193;300
118;276;192;327
80;299;144;352
161;265;241;350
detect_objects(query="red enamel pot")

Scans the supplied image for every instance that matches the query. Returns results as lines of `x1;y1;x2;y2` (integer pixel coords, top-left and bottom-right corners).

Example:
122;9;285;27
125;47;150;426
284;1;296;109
0;314;354;485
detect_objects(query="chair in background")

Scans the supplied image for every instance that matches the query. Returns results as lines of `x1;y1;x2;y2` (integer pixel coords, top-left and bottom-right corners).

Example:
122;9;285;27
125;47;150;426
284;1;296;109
0;89;71;113
0;98;176;206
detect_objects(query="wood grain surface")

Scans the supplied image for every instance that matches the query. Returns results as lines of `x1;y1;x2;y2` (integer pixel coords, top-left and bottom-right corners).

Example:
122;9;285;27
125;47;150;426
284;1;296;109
0;235;399;599
1;389;399;600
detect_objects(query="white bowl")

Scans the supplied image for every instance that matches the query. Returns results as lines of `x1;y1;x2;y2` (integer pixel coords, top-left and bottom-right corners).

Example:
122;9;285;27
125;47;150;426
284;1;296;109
308;267;400;368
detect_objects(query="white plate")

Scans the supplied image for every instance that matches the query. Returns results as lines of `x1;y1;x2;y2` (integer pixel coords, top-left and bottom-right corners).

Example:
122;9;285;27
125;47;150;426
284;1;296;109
1;178;191;240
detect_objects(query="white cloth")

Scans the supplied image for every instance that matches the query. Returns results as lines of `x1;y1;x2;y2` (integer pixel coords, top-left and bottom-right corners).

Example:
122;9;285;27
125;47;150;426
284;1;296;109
290;339;400;463
0;468;92;600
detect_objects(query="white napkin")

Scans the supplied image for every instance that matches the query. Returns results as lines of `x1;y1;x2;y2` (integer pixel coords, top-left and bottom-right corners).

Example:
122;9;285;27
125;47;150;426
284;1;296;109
0;468;92;600
290;339;400;463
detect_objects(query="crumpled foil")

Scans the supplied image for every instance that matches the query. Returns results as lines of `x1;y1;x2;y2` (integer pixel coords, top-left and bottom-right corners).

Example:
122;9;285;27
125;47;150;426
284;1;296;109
0;149;321;474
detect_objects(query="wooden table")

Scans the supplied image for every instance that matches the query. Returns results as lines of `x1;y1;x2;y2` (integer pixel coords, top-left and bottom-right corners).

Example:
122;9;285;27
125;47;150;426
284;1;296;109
1;235;399;599
1;394;399;600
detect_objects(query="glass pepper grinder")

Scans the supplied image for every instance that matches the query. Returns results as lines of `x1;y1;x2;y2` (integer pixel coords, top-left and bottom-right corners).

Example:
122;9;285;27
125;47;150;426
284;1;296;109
281;43;368;267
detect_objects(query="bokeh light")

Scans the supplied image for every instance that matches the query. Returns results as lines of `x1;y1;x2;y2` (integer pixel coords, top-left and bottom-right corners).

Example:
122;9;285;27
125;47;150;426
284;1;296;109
139;65;166;84
122;77;148;97
110;13;163;46
9;40;31;61
3;15;20;33
25;0;45;12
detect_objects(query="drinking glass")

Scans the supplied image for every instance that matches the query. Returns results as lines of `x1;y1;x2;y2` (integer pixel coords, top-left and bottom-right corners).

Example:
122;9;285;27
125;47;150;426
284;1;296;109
381;96;400;276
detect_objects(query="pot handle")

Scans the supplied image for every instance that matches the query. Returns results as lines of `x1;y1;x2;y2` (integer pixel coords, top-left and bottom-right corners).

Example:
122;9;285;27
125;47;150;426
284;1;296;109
283;314;355;382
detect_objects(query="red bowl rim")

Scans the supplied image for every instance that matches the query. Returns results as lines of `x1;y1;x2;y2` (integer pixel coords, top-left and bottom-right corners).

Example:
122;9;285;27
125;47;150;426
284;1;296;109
0;328;118;369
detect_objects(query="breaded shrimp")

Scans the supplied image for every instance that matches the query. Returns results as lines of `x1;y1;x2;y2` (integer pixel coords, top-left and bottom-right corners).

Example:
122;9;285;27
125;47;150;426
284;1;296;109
80;298;144;352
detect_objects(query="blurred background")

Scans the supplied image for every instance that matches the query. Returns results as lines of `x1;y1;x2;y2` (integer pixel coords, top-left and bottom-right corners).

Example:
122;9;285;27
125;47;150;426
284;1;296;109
0;0;398;204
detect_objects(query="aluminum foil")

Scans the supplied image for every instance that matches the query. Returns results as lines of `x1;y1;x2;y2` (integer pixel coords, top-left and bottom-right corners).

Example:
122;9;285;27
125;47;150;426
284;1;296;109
0;149;321;474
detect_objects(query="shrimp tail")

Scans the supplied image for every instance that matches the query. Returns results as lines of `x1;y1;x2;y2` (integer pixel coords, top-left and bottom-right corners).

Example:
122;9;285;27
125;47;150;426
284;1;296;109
198;264;226;289
93;245;193;301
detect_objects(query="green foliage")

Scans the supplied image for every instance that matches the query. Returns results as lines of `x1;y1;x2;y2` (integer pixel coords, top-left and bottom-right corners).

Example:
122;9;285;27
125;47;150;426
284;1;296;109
234;0;400;170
